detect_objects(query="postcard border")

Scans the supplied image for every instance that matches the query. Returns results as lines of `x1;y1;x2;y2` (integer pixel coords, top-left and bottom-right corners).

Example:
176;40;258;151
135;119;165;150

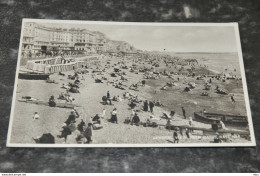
6;19;256;148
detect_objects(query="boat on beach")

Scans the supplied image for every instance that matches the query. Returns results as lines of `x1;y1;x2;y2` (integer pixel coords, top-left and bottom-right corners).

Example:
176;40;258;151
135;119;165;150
194;112;248;127
18;99;80;109
18;67;51;80
18;72;51;80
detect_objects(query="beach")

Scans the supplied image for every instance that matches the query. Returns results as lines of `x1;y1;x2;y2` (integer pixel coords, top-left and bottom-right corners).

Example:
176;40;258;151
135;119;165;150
10;53;250;145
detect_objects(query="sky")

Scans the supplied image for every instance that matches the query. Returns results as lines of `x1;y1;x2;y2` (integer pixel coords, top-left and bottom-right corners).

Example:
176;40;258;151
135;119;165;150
39;22;238;53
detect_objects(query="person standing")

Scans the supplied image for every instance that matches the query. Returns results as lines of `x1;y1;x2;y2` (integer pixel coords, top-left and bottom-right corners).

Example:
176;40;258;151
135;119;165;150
130;109;135;122
181;107;186;119
149;101;155;113
143;100;148;111
166;119;172;131
173;128;179;143
142;80;146;86
107;91;110;99
101;109;106;119
231;95;235;103
107;91;112;105
110;108;118;124
185;128;190;139
84;123;93;144
188;116;193;126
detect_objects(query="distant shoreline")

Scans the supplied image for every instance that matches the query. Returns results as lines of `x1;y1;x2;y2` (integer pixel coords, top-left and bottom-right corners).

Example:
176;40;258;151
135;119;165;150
169;52;237;55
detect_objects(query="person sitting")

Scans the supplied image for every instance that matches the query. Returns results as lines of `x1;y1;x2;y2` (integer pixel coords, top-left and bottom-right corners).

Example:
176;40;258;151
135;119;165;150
22;96;38;101
211;120;219;131
123;92;130;99
131;113;140;126
92;114;101;124
129;100;136;109
65;95;75;103
74;79;80;84
48;96;56;107
141;80;146;86
117;95;122;102
170;111;175;118
46;78;56;83
146;115;159;127
59;72;65;76
69;87;80;93
65;110;79;126
58;92;66;100
155;100;163;106
92;117;103;130
219;120;226;130
33;133;55;144
213;132;222;143
33;112;40;120
77;119;86;133
68;121;77;133
58;124;72;143
112;96;118;101
61;84;70;90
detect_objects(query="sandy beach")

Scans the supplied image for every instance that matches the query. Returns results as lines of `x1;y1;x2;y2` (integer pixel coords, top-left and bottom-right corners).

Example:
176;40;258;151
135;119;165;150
9;53;251;145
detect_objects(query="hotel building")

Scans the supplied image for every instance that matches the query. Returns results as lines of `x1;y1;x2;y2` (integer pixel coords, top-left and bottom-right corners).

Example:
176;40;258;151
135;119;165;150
22;22;136;55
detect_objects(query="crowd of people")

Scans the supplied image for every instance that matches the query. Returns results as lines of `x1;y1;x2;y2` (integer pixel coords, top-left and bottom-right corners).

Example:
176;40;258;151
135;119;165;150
29;51;243;145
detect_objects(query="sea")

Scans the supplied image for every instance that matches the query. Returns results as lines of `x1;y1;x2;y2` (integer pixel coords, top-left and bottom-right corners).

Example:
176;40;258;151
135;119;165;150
169;52;242;76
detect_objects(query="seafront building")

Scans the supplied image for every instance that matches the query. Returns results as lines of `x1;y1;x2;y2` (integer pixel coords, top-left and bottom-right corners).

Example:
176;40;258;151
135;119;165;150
22;22;137;56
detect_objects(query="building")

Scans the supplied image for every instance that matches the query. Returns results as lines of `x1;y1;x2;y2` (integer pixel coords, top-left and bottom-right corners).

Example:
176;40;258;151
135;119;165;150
22;22;137;56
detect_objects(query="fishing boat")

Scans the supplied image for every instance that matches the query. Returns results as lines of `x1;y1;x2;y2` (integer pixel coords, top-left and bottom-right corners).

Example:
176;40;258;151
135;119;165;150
194;112;248;127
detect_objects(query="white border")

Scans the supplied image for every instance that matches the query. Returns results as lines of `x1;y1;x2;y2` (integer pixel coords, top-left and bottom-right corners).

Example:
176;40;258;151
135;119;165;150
6;19;256;148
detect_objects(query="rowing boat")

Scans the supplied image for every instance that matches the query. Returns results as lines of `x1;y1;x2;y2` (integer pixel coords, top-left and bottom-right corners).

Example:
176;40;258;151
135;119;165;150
194;112;248;126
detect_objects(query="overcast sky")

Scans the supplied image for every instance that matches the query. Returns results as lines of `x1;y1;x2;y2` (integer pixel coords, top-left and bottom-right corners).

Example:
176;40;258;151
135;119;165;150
39;22;238;53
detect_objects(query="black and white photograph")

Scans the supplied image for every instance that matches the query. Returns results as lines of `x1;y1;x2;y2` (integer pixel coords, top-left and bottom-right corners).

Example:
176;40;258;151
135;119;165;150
6;19;256;147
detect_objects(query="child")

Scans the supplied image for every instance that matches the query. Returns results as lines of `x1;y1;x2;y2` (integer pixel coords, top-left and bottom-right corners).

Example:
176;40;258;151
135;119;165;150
33;112;40;120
